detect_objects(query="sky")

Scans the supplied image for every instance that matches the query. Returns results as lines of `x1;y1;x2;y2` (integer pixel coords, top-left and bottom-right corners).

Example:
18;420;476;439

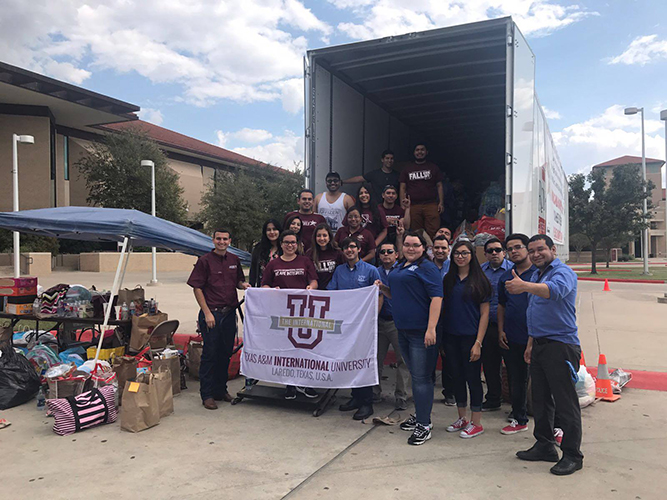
2;0;666;186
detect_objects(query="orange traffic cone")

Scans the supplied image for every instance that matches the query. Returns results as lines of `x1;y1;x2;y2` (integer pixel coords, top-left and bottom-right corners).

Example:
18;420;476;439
595;354;620;402
580;350;586;368
603;279;611;291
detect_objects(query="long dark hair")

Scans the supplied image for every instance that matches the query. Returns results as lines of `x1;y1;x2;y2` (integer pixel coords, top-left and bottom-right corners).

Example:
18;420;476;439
255;219;282;263
284;214;303;236
310;222;337;268
443;240;491;304
354;183;382;232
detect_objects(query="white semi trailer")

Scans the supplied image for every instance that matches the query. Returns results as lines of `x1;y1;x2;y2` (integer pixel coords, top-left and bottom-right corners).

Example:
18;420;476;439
304;17;569;258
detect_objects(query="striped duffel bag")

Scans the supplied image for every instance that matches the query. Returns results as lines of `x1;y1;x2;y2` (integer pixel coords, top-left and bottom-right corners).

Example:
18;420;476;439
47;385;117;436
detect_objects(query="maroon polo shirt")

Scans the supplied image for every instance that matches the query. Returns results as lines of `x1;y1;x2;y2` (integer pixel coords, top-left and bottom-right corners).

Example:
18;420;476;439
399;161;443;205
334;226;376;259
378;203;405;227
342;207;388;238
187;250;245;309
306;247;345;289
283;211;326;252
261;255;318;289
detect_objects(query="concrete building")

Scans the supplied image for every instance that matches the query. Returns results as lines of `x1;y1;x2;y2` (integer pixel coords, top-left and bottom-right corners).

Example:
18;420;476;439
0;61;289;217
592;155;667;257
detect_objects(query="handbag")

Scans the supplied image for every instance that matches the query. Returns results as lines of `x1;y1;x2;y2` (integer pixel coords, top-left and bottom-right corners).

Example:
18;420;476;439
47;385;117;436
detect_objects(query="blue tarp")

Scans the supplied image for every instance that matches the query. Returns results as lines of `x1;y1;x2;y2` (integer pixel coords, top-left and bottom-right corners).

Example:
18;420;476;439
0;207;251;265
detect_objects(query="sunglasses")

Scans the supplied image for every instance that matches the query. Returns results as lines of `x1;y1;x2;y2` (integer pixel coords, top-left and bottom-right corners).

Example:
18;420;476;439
379;249;395;255
485;247;504;254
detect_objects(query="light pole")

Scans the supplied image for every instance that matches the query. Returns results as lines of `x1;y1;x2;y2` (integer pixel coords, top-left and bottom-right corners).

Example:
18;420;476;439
141;160;158;285
660;110;667;261
12;134;34;278
624;107;650;275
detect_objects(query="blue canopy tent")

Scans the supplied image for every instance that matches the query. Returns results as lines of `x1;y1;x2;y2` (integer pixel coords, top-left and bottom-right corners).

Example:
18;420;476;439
0;207;251;363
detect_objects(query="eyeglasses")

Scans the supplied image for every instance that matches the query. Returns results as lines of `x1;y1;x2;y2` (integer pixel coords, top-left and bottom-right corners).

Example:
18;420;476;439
507;244;526;252
403;243;423;249
453;251;471;257
326;179;340;183
379;249;395;255
485;247;504;254
344;245;358;250
282;241;298;246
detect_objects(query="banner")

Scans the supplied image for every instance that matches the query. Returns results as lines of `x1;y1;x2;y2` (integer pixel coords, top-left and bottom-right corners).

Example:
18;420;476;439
241;287;378;389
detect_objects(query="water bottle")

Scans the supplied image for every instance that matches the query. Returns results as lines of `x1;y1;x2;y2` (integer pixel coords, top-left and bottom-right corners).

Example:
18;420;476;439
129;301;136;317
32;298;40;315
149;298;156;315
121;302;129;321
36;386;46;411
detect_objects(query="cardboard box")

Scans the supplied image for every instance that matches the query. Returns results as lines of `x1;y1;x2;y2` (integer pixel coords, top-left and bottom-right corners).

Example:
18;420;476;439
0;286;37;297
7;294;37;305
6;303;33;315
0;277;37;288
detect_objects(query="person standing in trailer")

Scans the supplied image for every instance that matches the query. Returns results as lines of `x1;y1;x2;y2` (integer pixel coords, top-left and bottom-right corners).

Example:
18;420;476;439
343;149;400;202
315;172;355;232
188;229;251;410
283;189;326;253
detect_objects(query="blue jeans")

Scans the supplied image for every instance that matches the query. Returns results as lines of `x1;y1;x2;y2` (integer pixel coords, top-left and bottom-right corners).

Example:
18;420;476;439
398;329;439;426
198;309;237;401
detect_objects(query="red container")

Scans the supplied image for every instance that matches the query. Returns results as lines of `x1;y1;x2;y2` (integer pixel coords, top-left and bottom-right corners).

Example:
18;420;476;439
228;337;242;380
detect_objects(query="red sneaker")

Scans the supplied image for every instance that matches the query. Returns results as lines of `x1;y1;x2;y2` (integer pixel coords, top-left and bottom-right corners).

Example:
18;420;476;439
554;428;563;447
460;423;484;439
446;417;469;432
500;420;528;435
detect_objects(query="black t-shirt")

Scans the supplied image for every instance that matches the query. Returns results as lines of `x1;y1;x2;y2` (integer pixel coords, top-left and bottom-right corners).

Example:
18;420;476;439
363;168;400;202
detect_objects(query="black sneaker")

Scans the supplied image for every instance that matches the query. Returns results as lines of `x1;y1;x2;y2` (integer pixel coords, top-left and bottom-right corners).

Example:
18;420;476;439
400;414;417;432
284;386;297;400
296;387;318;398
407;423;432;445
443;396;456;406
482;400;501;412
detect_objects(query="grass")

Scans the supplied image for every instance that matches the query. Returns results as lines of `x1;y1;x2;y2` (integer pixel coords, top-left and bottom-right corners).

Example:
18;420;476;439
574;266;667;281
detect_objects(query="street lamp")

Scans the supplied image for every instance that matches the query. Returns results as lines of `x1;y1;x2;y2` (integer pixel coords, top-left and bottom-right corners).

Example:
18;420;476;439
141;160;158;285
661;110;667;262
12;134;34;278
624;107;650;275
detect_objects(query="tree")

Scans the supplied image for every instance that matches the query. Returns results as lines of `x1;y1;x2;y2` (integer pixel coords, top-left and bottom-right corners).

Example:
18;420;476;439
199;168;304;251
568;165;652;274
75;128;188;224
569;233;588;263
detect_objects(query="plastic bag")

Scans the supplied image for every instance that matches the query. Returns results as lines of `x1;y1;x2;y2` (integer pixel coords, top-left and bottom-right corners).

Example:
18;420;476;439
575;365;595;408
475;215;505;242
26;344;61;374
609;368;632;394
0;344;42;409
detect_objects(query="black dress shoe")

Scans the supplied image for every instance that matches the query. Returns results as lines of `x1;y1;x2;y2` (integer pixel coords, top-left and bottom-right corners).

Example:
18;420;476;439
339;398;360;411
516;443;559;462
550;457;583;476
353;405;373;420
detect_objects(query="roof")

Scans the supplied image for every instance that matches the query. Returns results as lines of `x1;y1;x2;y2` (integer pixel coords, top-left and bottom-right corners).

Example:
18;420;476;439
101;120;288;175
593;155;665;168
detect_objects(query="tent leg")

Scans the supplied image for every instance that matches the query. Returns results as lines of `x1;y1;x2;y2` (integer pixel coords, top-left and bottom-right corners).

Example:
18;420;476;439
92;237;129;366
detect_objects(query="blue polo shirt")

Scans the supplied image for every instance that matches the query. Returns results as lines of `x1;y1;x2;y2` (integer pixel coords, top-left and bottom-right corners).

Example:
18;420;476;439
527;258;579;345
436;259;450;279
443;276;490;336
481;259;512;323
498;264;537;344
377;262;398;319
387;259;443;330
328;259;381;291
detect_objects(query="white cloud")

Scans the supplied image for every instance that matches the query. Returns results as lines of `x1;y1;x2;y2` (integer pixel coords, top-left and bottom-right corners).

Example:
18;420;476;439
215;128;303;170
543;107;561;120
331;0;596;41
553;104;665;178
138;108;164;126
608;35;667;66
0;0;331;110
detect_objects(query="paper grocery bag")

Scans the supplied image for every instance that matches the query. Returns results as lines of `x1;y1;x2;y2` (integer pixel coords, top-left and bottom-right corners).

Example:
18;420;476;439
118;285;145;306
153;368;174;418
112;356;138;405
120;375;160;432
153;356;181;396
130;312;168;351
188;341;203;380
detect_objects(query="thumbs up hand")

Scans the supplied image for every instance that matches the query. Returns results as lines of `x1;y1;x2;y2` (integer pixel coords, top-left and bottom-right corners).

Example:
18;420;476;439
505;269;526;295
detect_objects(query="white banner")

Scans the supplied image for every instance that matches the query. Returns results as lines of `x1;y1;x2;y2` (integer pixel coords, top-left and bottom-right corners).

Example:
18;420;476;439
241;287;378;389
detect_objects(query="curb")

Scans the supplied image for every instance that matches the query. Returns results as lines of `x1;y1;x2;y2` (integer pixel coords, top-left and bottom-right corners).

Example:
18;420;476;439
577;277;666;284
587;367;667;392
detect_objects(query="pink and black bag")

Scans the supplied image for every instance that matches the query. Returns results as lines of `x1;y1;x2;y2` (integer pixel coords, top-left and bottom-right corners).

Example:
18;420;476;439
47;385;117;436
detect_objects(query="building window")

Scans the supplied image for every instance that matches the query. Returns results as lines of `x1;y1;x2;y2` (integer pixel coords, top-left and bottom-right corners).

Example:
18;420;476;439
64;136;69;181
650;221;658;230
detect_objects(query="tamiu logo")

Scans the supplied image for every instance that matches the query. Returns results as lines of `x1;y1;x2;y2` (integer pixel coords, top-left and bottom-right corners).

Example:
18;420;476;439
269;294;343;349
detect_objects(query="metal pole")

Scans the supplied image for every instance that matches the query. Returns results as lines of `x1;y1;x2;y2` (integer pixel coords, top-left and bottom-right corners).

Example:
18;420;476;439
150;161;158;284
640;109;650;275
12;135;20;279
664;120;667;260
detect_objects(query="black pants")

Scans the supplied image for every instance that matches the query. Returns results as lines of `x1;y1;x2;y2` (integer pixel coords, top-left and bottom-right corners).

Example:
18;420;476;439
482;322;502;405
198;309;237;401
351;386;373;405
444;335;483;412
503;341;529;425
531;339;583;461
436;325;455;398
